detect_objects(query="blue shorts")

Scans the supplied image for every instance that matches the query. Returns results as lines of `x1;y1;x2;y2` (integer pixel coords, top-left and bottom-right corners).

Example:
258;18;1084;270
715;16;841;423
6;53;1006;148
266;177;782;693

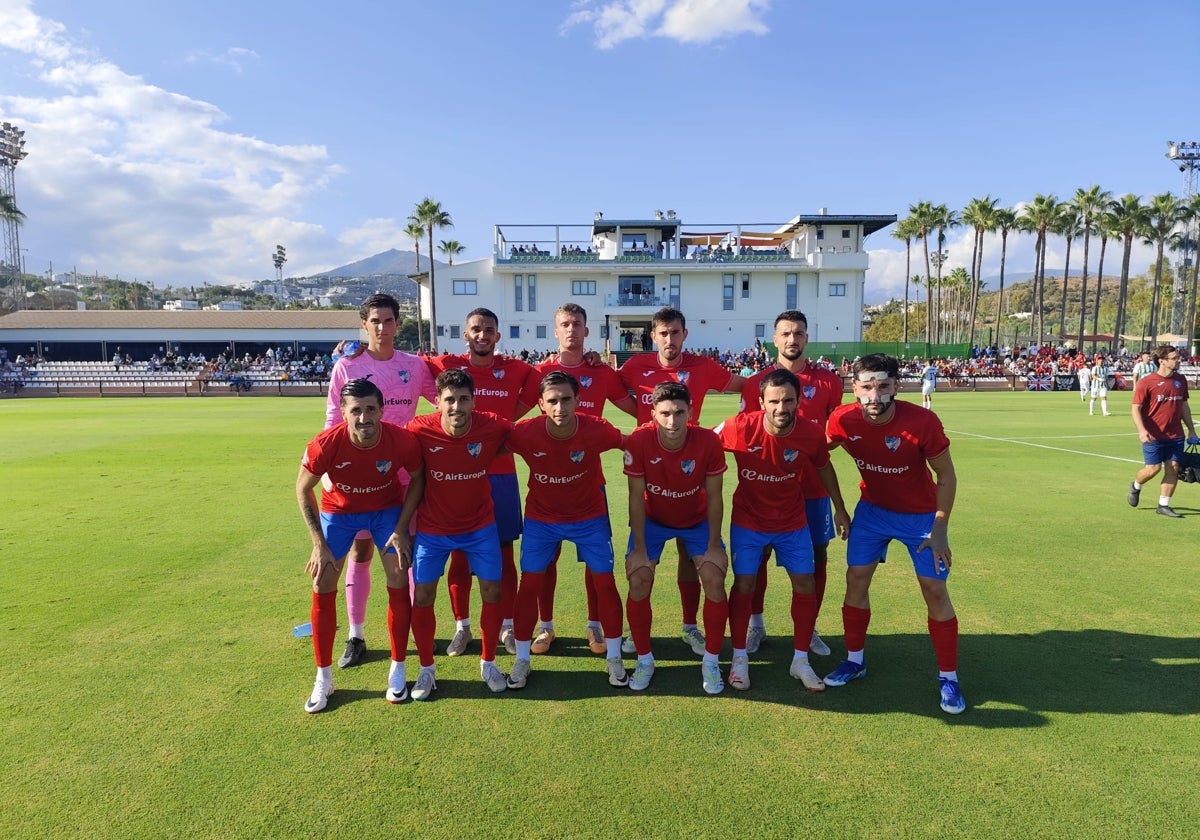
521;515;614;574
490;473;523;542
626;519;723;562
320;506;403;560
730;523;814;576
845;499;947;581
1142;437;1184;467
806;497;835;546
413;522;501;585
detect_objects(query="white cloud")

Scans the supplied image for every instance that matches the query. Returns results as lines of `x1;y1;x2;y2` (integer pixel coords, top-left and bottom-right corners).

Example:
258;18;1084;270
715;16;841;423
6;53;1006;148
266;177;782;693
562;0;769;49
183;47;260;75
0;3;346;286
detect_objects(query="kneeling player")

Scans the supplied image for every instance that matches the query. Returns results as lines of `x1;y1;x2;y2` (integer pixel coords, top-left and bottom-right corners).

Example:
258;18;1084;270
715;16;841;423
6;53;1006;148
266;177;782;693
296;378;423;712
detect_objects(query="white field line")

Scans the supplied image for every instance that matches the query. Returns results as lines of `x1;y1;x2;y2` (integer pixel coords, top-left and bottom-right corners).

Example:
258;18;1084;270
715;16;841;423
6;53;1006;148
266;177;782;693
946;428;1142;464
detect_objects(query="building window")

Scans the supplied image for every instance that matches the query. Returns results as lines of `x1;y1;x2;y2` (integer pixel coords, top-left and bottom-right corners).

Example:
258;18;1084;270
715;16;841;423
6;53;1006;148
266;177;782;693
510;325;520;339
452;280;477;295
600;325;609;340
816;229;825;240
842;229;851;239
528;274;537;312
436;326;445;337
829;283;846;297
722;274;734;311
536;325;547;339
669;274;681;308
450;325;461;339
785;273;797;309
572;280;596;296
514;274;523;311
741;273;750;299
755;323;766;338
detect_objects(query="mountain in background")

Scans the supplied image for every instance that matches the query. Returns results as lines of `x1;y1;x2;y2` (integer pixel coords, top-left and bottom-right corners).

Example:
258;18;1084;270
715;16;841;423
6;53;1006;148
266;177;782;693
315;248;450;279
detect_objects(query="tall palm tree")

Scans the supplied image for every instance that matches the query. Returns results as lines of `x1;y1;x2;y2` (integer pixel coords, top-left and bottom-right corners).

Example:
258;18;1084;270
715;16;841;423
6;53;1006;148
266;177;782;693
1070;185;1111;349
413;198;453;353
993;207;1017;347
1186;193;1200;349
1109;194;1150;351
1020;194;1061;344
1091;208;1116;351
404;217;427;352
892;216;919;344
1143;192;1185;343
1053;206;1081;343
930;203;960;343
962;196;999;348
0;192;24;225
909;201;937;345
437;240;465;266
945;267;971;341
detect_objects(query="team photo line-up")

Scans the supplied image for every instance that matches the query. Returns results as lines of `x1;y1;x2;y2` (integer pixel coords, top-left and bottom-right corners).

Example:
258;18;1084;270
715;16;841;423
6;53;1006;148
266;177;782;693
303;291;1184;718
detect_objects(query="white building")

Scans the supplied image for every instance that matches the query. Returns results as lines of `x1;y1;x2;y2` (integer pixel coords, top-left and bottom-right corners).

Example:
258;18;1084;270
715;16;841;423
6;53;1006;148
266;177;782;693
421;210;895;353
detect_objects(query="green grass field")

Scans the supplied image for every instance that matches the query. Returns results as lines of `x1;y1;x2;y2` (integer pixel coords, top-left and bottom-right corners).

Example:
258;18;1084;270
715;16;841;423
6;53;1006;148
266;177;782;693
2;391;1198;839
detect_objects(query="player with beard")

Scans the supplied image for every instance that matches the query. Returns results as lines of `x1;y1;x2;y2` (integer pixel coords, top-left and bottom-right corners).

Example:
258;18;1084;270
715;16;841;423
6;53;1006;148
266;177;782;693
426;309;540;658
716;368;850;691
823;354;966;715
739;310;845;659
532;304;637;655
297;378;424;712
618;307;745;658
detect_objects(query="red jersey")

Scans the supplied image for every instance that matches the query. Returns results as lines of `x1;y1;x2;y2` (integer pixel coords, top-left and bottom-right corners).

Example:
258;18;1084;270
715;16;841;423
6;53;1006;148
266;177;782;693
301;422;422;514
508;414;623;523
426;354;540;475
618;351;733;425
714;411;831;532
740;361;845;501
1133;372;1190;440
623;423;727;529
535;358;629;417
405;411;512;535
826;401;950;515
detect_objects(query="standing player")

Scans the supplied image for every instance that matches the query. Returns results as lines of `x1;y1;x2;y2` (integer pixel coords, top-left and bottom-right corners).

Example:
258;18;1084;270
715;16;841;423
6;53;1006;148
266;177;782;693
739;310;845;657
506;371;630;689
1127;345;1199;518
1088;353;1112;416
716;369;850;691
403;369;514;698
324;293;437;670
1131;351;1155;385
297;379;424;712
823;354;966;715
920;360;937;409
426;309;540;657
1076;356;1092;405
533;303;637;655
618;307;745;656
624;382;729;694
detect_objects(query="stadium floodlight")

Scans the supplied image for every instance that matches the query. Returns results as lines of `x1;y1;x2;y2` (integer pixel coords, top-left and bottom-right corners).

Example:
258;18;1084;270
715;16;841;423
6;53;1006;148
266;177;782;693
1;121;29;304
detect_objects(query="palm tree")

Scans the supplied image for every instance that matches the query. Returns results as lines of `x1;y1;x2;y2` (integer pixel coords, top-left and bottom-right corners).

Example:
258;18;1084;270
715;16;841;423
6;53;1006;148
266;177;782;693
1091;208;1116;351
909;201;937;344
1109;194;1150;351
0;192;24;225
993;207;1017;347
412;198;453;353
1070;186;1111;350
1020;194;1061;344
930;204;960;343
962;196;999;348
1143;192;1185;343
437;240;465;266
892;216;919;343
1186;193;1200;348
1053;206;1081;343
945;267;971;341
404;217;427;352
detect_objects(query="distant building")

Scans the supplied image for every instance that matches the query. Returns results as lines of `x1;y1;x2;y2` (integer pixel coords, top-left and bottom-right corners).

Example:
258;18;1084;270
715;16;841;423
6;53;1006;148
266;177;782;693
163;299;201;310
205;300;244;311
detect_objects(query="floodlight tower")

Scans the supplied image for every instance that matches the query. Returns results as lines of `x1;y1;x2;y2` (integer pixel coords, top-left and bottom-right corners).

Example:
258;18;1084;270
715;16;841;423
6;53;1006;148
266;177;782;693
272;244;287;283
0;121;28;297
1166;141;1200;343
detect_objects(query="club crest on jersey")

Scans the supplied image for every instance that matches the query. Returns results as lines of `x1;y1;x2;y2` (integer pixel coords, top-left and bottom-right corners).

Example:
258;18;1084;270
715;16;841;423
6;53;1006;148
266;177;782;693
376;460;392;474
580;376;592;389
570;450;585;463
467;442;482;457
493;369;506;380
884;436;901;452
676;371;690;385
783;449;798;463
681;459;695;475
803;386;816;400
398;370;410;383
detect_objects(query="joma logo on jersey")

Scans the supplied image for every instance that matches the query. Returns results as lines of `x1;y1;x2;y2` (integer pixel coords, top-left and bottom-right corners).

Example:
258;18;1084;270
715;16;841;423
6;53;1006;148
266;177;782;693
783;449;798;463
570;450;585;463
681;459;695;475
467;442;482;457
580;376;593;389
376;460;392;474
884;436;901;452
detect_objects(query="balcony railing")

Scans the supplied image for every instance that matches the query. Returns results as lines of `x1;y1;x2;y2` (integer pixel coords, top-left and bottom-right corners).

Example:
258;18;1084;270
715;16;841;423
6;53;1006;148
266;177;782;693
605;293;671;308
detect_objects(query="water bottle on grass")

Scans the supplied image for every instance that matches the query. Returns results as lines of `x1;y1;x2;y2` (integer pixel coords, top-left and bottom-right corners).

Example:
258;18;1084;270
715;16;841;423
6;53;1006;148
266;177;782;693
293;622;312;638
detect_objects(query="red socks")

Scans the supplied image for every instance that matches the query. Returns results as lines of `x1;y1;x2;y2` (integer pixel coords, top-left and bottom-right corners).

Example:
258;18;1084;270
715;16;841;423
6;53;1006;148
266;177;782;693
626;596;653;656
386;586;410;662
702;597;728;655
791;592;817;652
928;615;959;672
842;603;871;653
590;572;623;639
678;580;701;625
728;589;752;649
411;604;436;667
312;590;337;668
513;571;544;643
446;550;472;621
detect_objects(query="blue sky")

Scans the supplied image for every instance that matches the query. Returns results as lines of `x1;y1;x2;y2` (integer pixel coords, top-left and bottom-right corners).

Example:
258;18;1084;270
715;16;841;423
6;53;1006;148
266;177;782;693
1;0;1196;302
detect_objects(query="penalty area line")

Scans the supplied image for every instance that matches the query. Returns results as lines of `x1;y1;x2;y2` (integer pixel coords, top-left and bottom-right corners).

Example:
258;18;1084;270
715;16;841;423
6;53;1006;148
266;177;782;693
946;429;1142;464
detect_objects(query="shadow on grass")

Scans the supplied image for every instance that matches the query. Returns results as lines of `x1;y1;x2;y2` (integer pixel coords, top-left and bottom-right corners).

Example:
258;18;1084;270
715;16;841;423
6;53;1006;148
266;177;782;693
309;630;1199;726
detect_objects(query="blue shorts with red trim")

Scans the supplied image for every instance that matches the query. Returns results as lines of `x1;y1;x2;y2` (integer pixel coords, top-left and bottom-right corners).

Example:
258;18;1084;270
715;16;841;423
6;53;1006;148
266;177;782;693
730;523;814;576
413;522;501;585
521;515;614;574
319;506;403;560
845;499;947;580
